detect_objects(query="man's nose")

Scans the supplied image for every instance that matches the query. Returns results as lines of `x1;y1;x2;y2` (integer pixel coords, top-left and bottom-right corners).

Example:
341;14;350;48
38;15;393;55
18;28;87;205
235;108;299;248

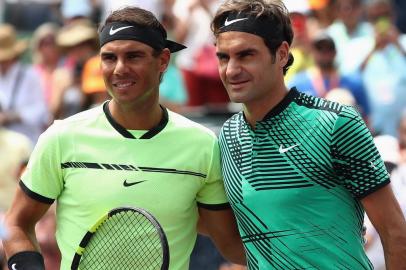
114;59;129;75
226;58;242;78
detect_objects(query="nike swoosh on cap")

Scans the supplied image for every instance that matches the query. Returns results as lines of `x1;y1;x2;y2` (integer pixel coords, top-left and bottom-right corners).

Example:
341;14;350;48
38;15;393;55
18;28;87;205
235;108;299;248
123;180;146;187
109;25;134;35
224;17;249;27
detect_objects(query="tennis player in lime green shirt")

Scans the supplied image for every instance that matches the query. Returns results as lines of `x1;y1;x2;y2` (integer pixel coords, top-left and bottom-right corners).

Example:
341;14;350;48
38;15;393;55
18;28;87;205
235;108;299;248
2;6;246;270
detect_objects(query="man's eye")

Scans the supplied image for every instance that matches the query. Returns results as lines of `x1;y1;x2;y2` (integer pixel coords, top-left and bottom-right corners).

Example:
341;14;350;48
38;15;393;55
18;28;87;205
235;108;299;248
101;55;115;61
240;52;254;58
217;54;229;61
128;54;142;59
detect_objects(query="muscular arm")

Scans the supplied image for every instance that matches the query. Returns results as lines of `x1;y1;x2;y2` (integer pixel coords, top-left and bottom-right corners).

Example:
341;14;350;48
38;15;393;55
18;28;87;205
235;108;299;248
361;184;406;269
198;207;246;265
2;187;51;258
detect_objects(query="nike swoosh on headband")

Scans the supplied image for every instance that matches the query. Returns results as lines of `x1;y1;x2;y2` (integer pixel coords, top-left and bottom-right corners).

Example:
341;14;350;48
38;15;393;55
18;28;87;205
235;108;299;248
109;25;134;35
224;17;249;27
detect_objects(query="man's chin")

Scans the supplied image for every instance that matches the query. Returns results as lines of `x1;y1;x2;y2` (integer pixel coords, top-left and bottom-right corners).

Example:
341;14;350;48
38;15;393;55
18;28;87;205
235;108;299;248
226;88;248;103
228;94;247;104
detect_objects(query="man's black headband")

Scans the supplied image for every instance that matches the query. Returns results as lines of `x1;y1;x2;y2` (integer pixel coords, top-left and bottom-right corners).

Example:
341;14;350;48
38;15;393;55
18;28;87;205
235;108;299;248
99;22;186;52
218;11;285;46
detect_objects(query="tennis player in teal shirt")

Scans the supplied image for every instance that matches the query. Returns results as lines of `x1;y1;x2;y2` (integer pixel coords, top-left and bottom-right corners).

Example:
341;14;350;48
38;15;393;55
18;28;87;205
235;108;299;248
211;0;406;269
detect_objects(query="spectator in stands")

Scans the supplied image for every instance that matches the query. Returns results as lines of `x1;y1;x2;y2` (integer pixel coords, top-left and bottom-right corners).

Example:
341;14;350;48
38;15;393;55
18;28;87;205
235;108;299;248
0;111;32;268
327;0;374;71
172;0;230;107
0;23;50;144
81;55;109;109
284;0;315;83
288;33;370;119
307;0;337;35
52;19;98;119
31;22;61;110
60;0;94;24
354;0;406;136
0;127;32;213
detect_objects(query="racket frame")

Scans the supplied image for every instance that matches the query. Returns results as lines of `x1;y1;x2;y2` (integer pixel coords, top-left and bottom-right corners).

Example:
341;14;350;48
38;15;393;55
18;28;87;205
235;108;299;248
70;206;170;270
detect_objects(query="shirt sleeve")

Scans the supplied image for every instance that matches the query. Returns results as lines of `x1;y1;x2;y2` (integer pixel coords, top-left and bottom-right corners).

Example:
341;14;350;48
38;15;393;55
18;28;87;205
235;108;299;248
20;122;64;203
331;106;390;199
196;137;229;210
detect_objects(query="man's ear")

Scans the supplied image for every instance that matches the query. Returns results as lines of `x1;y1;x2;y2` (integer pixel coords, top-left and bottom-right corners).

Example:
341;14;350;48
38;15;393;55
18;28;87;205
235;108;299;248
159;48;171;73
278;41;290;67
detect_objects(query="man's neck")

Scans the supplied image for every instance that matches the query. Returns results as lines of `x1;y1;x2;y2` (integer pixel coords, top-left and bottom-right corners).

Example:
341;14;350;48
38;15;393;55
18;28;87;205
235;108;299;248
243;86;289;128
108;99;163;130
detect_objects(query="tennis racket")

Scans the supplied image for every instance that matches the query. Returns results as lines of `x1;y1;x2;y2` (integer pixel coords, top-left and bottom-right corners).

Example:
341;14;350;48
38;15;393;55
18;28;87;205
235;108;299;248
71;206;169;270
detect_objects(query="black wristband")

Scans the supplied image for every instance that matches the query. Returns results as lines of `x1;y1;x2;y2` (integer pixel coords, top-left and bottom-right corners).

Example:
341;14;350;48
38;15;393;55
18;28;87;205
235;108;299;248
7;251;45;270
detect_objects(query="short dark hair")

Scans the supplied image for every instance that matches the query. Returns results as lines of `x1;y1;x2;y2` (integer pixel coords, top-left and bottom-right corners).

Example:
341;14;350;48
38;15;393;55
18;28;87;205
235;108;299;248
99;6;166;57
211;0;294;75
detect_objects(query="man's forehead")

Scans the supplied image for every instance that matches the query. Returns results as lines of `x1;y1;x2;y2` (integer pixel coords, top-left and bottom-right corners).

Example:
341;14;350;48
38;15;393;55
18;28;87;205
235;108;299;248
216;31;265;50
100;39;153;52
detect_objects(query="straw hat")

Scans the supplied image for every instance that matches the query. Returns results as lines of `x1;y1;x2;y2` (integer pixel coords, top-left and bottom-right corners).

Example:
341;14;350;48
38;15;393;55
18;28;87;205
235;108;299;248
31;22;60;64
0;24;28;62
56;19;98;48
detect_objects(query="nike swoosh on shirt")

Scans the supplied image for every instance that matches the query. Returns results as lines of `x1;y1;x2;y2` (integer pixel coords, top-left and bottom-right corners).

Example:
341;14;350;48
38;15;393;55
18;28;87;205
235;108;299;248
224;17;249;27
123;180;146;187
279;144;300;154
109;26;134;35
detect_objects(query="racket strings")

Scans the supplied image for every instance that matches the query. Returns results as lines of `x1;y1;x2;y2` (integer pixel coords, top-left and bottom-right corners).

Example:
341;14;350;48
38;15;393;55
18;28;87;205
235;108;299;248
78;211;164;269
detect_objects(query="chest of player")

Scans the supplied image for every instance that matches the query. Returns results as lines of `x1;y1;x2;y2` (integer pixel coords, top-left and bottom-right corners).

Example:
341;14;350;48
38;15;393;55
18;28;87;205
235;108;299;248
239;123;333;174
59;155;206;222
221;115;341;201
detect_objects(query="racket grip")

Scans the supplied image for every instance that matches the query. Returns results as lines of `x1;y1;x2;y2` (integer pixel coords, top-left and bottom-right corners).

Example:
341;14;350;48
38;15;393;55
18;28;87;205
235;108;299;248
7;251;45;270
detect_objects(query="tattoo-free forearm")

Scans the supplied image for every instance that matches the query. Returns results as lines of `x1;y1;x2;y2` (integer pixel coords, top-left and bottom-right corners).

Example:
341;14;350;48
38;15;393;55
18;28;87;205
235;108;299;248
2;220;41;259
380;223;406;270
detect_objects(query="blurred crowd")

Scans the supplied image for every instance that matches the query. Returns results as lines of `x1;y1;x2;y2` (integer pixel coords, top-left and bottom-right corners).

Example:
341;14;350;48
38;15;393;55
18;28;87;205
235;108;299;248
0;0;406;269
